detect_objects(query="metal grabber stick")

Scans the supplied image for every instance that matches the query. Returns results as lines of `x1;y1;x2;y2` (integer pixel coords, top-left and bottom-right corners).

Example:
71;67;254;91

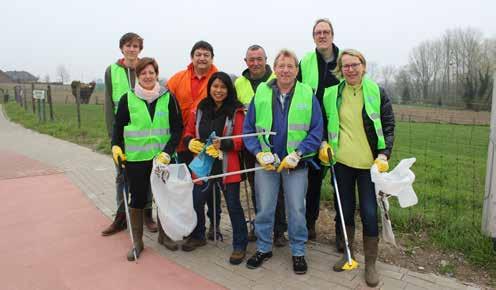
117;156;138;263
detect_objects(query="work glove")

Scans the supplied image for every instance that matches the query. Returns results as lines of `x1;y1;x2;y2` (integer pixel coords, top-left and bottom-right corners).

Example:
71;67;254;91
318;141;331;165
256;151;276;171
188;138;205;154
277;151;301;173
156;152;171;164
205;144;221;159
374;154;389;172
111;145;126;166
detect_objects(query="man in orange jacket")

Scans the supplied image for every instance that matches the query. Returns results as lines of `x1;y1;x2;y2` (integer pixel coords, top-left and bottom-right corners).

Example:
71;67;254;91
167;40;220;240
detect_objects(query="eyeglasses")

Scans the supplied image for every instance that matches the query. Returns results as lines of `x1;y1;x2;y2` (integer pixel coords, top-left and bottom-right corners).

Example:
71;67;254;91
313;30;331;36
342;63;362;71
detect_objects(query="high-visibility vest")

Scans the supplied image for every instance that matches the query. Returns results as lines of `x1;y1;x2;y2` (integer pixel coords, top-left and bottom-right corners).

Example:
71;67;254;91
254;81;315;157
124;91;171;161
323;78;385;160
235;73;276;108
110;64;131;114
300;52;319;91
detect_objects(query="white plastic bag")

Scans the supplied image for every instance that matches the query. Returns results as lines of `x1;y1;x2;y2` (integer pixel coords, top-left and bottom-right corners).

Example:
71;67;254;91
150;160;197;241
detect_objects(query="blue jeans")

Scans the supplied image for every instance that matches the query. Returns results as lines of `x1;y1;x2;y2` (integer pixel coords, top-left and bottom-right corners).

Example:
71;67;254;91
191;181;248;251
332;162;378;237
255;166;308;256
115;164;153;213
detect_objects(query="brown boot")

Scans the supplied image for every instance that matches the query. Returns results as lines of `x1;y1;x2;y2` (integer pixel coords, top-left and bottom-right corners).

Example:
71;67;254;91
181;238;207;252
333;226;355;272
364;236;380;287
157;216;178;251
229;250;246;265
127;208;144;261
144;208;158;232
101;212;127;236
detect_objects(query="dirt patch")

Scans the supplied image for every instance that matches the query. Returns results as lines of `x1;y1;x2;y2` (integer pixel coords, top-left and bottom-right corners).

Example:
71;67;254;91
393;105;490;125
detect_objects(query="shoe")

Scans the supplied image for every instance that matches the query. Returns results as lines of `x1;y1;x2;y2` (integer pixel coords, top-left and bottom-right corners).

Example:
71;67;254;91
292;256;308;274
127;208;144;261
364;236;380;287
333;226;355;272
144;208;158;233
181;238;207;252
157;217;178;251
273;233;287;248
246;251;273;269
307;222;316;241
101;212;127;236
247;228;257;242
229;250;246;265
207;224;222;241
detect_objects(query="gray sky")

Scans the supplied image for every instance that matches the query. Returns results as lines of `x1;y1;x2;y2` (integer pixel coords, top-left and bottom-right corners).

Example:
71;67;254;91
2;0;494;83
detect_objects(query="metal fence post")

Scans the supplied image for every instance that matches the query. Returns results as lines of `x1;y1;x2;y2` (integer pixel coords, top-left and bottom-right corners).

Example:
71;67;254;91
75;81;81;128
47;85;54;121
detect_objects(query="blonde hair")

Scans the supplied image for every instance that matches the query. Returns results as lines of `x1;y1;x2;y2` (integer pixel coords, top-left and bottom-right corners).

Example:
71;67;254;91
273;49;299;68
334;49;367;79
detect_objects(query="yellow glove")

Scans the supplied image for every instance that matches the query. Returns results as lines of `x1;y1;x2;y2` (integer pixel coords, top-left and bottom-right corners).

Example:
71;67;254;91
318;141;331;165
156;152;171;164
188;139;205;154
205;144;220;159
374;154;389;172
256;152;276;171
111;145;126;166
277;151;301;173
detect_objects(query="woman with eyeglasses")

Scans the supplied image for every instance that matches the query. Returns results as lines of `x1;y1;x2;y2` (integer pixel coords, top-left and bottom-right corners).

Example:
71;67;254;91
318;49;395;287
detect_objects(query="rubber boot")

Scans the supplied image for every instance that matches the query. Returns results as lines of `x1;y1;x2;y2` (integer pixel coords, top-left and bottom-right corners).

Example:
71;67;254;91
144;208;158;232
333;226;355;272
127;208;144;261
364;236;380;287
157;216;178;251
101;212;126;236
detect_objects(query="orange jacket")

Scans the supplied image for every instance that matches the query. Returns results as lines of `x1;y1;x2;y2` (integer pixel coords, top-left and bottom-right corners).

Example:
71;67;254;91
167;63;218;151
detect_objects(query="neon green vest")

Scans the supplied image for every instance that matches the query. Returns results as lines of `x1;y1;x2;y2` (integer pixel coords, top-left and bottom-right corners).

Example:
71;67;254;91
300;52;319;91
235;73;276;108
110;64;131;113
254;81;315;157
323;78;385;161
124;91;171;161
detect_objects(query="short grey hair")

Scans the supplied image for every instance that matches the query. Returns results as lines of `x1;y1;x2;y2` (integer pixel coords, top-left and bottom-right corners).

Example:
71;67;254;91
273;49;298;68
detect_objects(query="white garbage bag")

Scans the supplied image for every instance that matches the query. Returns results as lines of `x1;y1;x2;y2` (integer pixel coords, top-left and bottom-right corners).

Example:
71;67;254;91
150;160;197;241
370;158;418;246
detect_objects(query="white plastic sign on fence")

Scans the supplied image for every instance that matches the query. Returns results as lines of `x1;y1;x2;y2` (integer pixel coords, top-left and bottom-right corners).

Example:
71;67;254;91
32;90;46;100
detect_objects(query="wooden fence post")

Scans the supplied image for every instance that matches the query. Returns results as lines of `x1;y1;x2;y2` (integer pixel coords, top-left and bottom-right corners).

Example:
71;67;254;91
47;85;54;121
75;81;81;128
31;83;35;113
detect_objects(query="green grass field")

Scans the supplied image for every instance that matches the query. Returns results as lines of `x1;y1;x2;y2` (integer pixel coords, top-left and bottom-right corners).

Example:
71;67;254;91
3;101;495;277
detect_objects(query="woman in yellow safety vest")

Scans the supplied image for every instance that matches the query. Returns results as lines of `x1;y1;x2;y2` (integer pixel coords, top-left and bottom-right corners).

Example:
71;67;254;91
111;57;183;261
319;49;395;287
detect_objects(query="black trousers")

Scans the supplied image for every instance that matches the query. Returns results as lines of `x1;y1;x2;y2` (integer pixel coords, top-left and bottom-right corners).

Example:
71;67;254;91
126;160;153;209
305;156;325;225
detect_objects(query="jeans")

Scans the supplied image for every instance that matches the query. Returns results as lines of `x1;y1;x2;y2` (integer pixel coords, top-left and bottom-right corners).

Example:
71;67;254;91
191;181;248;251
255;166;308;256
115;163;153;213
332;162;379;237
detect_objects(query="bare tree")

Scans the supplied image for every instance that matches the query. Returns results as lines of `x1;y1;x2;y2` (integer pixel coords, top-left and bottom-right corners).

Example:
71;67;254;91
56;65;70;84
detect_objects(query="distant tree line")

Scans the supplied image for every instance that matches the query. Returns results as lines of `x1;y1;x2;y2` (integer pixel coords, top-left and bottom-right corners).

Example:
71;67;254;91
376;28;495;110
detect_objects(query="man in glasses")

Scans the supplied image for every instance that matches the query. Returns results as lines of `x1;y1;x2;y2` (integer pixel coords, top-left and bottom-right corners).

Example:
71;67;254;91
297;18;341;247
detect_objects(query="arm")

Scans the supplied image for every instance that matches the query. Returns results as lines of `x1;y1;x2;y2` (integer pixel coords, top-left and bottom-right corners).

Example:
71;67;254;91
379;87;395;158
162;94;184;156
296;95;323;156
242;100;263;156
104;66;114;138
182;108;197;150
111;93;130;149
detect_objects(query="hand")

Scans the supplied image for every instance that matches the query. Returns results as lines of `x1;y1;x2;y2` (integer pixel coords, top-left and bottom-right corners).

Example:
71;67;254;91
188;139;205;154
205;144;221;159
256;152;276;171
156;152;171;164
318;141;331;165
277;151;300;172
111;145;126;166
374;154;389;172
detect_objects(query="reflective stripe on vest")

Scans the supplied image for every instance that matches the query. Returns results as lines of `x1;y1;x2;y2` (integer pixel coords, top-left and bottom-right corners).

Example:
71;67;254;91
124;91;171;161
235;73;276;109
110;64;131;114
300;52;319;91
323;78;385;161
254;81;315;157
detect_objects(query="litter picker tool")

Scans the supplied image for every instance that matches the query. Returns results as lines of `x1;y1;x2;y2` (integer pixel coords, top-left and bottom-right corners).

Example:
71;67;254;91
117;157;138;263
328;148;358;271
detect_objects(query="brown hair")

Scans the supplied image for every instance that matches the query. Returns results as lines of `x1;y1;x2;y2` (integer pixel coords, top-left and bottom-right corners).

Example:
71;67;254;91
334;49;367;79
119;32;143;50
312;18;334;37
136;57;159;76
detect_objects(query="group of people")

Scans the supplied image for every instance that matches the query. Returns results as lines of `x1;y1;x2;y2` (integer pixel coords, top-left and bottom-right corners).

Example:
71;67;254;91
101;18;395;288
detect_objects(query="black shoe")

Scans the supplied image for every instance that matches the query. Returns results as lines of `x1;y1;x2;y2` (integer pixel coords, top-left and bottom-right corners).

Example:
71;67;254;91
246;251;273;269
292;256;308;274
273;233;287;248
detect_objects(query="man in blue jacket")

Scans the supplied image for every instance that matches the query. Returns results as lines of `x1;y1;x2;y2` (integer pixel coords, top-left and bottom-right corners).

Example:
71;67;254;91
243;49;323;275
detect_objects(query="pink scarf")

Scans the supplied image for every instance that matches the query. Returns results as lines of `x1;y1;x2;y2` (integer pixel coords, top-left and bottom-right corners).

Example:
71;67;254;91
134;82;160;103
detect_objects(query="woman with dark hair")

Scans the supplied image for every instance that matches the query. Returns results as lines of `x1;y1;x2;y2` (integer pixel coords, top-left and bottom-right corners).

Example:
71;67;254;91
182;71;248;265
111;57;183;261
